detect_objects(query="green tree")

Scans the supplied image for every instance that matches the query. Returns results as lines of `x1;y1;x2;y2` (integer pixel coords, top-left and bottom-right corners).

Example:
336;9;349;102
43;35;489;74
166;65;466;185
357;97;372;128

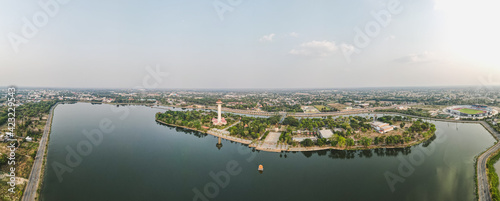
301;139;314;147
337;135;346;147
360;137;372;147
346;138;355;147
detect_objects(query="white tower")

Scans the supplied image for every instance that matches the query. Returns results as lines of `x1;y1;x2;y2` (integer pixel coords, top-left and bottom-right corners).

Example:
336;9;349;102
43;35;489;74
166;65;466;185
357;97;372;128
216;99;222;123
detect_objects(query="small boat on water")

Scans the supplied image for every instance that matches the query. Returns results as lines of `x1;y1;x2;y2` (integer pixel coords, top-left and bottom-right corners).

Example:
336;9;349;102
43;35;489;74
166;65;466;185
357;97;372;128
258;165;264;171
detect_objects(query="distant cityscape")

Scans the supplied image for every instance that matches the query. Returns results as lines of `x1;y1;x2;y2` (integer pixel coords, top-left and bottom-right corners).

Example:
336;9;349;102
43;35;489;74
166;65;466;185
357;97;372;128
3;86;499;116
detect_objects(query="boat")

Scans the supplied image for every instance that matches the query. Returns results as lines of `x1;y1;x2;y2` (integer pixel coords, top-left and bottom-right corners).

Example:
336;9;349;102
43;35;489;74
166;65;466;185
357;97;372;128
258;164;264;171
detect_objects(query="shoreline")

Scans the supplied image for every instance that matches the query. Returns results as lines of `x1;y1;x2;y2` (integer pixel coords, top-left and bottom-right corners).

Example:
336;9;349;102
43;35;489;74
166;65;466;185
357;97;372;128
22;102;58;201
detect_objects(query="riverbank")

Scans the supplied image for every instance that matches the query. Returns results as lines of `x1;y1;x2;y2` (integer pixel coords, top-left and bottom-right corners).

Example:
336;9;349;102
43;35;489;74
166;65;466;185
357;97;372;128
22;103;58;201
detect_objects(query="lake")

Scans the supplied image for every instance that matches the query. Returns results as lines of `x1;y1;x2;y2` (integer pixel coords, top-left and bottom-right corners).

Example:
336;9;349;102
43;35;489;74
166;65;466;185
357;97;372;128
40;103;496;201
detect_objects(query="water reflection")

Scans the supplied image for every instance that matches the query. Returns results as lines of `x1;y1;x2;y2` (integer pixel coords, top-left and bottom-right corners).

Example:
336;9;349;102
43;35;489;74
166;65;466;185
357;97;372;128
422;134;437;147
298;148;413;159
157;123;208;138
216;137;223;150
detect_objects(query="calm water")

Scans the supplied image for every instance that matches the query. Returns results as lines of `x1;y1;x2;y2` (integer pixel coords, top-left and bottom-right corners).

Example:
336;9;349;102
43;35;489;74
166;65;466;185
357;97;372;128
41;103;496;201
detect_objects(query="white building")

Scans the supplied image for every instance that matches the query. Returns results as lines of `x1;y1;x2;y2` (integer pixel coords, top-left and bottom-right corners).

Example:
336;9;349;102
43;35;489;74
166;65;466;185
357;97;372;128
318;129;334;139
370;121;394;134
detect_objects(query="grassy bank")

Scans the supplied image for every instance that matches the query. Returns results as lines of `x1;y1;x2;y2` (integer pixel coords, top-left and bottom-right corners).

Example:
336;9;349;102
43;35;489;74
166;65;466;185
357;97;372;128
487;149;500;201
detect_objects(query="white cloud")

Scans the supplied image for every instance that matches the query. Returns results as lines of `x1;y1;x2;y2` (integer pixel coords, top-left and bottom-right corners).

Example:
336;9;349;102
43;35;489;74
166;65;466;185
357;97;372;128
259;33;275;42
395;51;435;63
289;32;299;37
340;43;356;53
289;40;339;57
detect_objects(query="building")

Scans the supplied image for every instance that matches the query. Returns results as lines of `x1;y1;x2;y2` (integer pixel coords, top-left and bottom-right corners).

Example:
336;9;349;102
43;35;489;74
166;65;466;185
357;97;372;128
301;106;319;113
444;105;498;119
397;106;409;110
379;125;394;133
358;103;370;107
25;136;33;142
370;121;394;134
212;99;227;126
318;129;334;139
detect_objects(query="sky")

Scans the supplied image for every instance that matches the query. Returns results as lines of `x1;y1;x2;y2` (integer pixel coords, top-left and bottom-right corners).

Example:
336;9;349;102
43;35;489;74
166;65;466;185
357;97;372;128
0;0;499;89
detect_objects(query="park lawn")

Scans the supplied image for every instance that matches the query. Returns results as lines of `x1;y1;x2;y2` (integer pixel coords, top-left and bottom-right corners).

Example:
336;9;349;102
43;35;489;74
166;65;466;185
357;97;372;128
459;108;484;115
314;105;326;111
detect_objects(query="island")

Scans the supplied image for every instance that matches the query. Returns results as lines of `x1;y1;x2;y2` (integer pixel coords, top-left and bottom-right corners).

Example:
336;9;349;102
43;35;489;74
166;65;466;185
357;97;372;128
155;101;437;152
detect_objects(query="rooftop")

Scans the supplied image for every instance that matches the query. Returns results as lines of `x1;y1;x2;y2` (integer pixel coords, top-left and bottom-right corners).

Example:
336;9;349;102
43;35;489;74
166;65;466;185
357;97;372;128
318;129;334;139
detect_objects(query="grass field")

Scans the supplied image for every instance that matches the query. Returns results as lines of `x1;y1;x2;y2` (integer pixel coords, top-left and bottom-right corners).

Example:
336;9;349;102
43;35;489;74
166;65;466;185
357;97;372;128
327;103;347;110
458;108;485;115
314;105;326;111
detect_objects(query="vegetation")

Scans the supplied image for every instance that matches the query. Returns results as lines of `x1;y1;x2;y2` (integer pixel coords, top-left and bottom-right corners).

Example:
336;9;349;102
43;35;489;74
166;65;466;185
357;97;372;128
314;105;337;112
487;149;500;201
156;110;228;132
0;100;57;201
228;117;270;139
0;108;8;126
13;100;58;138
261;104;303;113
156;110;279;140
156;109;436;149
300;138;314;147
261;131;270;140
360;137;372;147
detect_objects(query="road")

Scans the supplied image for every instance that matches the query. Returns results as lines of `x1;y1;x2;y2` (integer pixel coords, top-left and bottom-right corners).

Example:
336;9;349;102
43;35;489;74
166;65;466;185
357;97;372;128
22;104;57;201
477;143;500;201
477;122;500;201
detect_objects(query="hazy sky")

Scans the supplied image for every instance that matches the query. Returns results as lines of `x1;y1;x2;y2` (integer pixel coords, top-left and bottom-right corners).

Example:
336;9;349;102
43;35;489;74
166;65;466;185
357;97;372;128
1;0;499;89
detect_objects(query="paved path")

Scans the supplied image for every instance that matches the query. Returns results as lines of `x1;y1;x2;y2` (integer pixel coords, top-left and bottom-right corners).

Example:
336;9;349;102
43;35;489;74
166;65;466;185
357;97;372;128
223;120;240;131
22;104;57;201
254;132;286;152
